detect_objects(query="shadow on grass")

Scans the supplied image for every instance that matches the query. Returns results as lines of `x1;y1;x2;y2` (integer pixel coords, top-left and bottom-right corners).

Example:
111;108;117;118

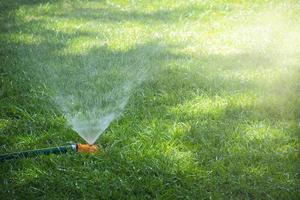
44;6;204;24
39;3;229;24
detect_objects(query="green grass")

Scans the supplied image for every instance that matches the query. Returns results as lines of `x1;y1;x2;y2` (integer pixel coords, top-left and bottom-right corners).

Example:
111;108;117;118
1;0;300;199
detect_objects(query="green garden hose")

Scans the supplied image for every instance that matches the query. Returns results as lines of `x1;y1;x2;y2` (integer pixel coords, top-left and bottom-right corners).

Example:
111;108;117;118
0;144;98;162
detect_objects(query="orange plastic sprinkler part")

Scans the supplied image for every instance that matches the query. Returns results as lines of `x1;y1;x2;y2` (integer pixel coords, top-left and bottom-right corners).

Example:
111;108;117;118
77;144;99;153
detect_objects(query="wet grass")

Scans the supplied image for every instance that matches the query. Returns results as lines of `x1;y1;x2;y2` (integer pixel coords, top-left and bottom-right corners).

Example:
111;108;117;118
1;0;300;199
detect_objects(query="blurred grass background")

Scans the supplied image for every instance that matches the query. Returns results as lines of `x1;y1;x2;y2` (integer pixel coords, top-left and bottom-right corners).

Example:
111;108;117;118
0;0;299;199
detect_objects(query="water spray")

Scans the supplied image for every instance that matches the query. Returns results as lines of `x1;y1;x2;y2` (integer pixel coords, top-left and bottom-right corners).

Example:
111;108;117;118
0;144;99;162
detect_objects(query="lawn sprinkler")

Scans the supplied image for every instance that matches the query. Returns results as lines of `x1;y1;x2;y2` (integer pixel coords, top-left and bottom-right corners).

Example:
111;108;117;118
0;143;99;162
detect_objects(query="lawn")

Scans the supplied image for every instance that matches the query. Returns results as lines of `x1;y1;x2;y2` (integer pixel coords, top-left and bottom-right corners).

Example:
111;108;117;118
0;0;300;199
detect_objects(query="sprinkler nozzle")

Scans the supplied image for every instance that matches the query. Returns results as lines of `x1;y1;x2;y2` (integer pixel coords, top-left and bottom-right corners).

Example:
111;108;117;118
76;144;99;153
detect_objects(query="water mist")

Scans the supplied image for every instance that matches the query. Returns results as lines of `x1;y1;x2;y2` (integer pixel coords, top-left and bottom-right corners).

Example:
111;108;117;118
49;45;152;144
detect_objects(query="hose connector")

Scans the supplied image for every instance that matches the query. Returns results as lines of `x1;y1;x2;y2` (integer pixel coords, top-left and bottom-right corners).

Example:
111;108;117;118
76;144;99;153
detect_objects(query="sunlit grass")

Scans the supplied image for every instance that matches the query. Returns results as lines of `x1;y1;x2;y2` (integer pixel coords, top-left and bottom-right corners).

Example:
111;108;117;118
1;0;299;199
